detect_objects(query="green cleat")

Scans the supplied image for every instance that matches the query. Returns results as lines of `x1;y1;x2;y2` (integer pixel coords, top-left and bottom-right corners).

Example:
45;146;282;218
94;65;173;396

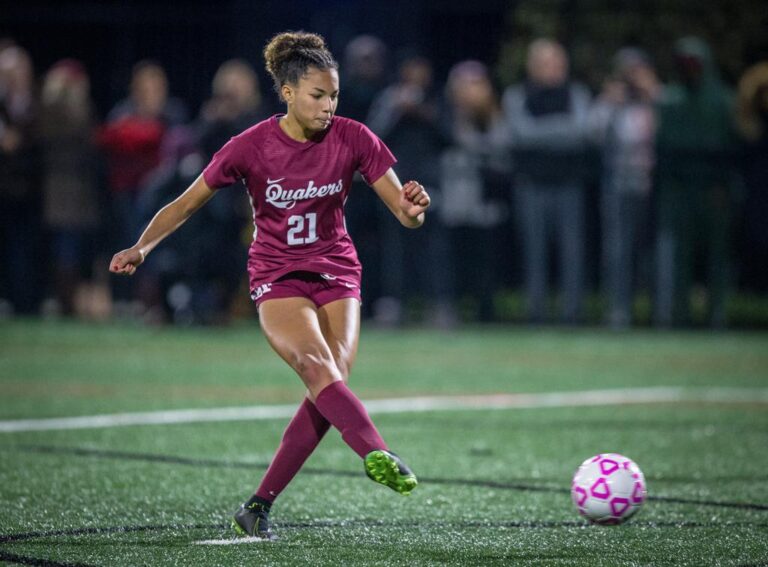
364;450;418;495
232;500;277;540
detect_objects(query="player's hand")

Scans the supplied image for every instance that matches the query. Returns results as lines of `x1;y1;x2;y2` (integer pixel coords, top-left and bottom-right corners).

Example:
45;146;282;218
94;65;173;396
400;180;431;219
109;247;145;276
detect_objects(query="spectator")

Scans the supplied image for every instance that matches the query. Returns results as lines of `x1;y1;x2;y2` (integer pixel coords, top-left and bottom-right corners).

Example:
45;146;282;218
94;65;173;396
441;60;510;322
99;60;188;313
367;54;452;326
341;35;389;123
197;58;266;155
735;61;768;292
589;48;660;328
137;59;266;324
39;59;103;317
503;39;591;324
341;35;389;317
0;44;43;315
654;37;736;327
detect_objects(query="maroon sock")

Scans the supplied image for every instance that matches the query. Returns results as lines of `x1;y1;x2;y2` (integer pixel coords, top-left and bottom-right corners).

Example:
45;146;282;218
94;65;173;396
314;381;388;458
255;397;330;503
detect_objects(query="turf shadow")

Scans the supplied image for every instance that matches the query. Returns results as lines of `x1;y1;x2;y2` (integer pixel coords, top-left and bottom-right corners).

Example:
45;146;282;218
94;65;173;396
0;549;93;567
3;518;768;546
6;444;768;512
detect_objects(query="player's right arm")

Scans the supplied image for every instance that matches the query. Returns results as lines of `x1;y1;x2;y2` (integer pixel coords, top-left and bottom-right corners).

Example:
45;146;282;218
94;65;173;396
109;174;216;276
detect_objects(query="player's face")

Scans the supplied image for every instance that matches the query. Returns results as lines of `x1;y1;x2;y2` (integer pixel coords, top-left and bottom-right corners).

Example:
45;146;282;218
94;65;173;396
286;67;340;132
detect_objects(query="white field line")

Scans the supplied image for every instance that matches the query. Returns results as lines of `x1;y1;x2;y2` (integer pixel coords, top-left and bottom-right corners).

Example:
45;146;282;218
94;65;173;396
194;536;271;545
1;387;767;434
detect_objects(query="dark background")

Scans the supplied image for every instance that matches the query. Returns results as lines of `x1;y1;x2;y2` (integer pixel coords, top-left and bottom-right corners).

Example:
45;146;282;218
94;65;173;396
3;0;768;325
2;0;512;118
6;0;766;118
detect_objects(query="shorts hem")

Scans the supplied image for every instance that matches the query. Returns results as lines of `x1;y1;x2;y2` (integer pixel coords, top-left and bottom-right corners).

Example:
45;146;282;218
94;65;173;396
254;292;361;310
251;271;362;309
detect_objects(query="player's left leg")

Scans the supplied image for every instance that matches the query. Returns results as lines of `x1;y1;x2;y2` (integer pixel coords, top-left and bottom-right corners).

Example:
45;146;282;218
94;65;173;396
316;297;359;384
316;298;418;496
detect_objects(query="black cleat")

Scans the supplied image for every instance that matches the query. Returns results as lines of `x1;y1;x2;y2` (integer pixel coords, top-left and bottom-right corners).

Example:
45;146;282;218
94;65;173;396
232;500;277;540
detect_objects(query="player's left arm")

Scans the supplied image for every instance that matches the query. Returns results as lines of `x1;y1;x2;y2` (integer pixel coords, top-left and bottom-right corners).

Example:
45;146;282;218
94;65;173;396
371;168;430;228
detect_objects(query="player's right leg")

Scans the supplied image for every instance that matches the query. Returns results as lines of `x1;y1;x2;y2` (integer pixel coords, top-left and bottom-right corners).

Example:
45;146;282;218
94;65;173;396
233;297;334;538
232;393;330;539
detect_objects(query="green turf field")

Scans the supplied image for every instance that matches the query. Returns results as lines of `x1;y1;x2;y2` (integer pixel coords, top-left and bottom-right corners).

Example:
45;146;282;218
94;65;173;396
1;319;767;566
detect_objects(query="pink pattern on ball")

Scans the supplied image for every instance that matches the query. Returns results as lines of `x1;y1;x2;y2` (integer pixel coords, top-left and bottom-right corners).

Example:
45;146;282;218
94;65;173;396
632;481;646;503
610;497;630;516
600;459;619;475
573;486;588;506
590;477;611;500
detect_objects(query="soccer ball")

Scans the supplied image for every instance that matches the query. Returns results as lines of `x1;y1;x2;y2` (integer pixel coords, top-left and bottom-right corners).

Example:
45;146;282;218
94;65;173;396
571;453;647;525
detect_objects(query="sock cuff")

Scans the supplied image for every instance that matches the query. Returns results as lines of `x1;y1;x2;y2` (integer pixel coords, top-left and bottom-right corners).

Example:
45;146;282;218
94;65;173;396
246;494;273;509
315;380;346;404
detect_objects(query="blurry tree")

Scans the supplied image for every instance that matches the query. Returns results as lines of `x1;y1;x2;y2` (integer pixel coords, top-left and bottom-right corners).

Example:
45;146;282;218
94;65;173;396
495;0;768;87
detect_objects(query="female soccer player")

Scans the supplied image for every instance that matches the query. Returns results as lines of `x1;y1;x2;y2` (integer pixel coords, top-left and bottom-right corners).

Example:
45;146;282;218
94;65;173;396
109;31;428;540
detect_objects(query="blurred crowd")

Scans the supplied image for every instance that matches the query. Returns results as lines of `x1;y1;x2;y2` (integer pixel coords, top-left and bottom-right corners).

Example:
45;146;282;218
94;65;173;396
1;35;767;328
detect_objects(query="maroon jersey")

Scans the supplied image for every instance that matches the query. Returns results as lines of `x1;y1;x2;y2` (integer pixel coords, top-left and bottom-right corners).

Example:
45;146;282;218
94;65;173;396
203;114;396;295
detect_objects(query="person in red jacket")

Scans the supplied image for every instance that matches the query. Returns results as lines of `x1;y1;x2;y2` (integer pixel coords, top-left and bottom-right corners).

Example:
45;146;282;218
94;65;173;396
100;60;188;311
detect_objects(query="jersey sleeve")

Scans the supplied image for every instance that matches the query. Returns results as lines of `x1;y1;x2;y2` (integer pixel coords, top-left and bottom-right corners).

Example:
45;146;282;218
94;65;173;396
202;136;245;189
354;122;397;185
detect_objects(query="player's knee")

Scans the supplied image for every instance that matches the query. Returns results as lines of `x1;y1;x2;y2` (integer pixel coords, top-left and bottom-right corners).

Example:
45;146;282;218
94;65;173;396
338;367;350;385
334;354;352;383
291;350;339;390
332;342;355;383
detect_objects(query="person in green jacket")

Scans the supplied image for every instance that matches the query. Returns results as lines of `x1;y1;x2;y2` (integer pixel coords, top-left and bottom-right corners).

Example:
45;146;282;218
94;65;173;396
654;37;736;327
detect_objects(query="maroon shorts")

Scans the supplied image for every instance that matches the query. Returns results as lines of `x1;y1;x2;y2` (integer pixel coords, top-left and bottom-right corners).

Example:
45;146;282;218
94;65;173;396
250;271;361;308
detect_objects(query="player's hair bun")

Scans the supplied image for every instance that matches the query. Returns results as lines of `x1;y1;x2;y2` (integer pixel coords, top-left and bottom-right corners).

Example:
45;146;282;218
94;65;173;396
264;32;326;77
263;31;338;100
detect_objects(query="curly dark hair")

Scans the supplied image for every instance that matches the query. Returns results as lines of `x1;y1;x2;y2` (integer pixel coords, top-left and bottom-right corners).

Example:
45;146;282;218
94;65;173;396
263;31;338;100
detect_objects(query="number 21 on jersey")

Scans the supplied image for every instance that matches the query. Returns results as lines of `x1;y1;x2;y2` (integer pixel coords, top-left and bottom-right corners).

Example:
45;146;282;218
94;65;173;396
287;212;318;245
